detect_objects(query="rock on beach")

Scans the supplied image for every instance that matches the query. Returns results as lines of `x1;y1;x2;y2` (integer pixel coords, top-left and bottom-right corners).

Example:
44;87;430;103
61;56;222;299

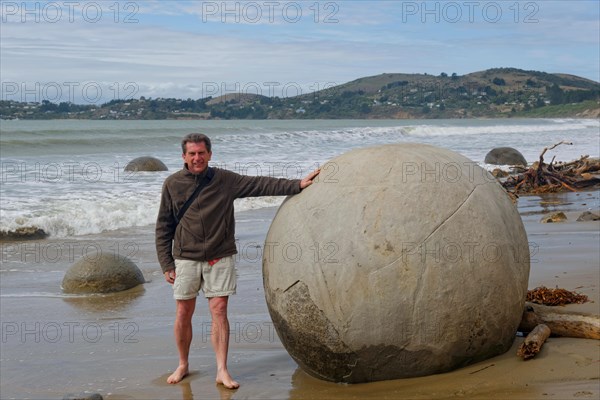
124;156;168;172
0;226;48;241
62;252;145;294
577;211;600;221
541;212;568;223
263;143;530;383
485;147;528;166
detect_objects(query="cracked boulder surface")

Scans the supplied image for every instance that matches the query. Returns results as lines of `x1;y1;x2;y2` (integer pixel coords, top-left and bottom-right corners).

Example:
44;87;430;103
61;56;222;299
263;143;530;383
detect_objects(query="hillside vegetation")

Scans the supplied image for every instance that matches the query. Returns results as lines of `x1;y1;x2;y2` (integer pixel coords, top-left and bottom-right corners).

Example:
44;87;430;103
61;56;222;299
2;68;598;120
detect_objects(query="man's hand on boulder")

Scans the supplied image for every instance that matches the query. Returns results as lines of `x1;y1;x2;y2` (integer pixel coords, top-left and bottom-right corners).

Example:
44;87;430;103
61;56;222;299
300;168;321;189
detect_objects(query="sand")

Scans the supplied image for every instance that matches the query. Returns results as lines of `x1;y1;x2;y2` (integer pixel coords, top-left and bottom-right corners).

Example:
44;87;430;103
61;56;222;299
0;190;598;400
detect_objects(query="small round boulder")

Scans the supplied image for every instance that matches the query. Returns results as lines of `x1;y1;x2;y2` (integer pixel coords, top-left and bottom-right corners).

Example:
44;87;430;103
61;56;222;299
62;252;145;294
485;147;527;166
263;143;530;383
124;156;168;172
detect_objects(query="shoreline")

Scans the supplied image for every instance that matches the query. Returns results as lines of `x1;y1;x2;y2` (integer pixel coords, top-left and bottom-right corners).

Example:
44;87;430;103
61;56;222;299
1;115;599;121
0;191;598;399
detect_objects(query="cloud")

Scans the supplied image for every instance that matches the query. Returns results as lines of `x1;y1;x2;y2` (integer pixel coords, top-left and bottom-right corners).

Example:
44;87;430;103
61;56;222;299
1;0;598;103
2;16;354;101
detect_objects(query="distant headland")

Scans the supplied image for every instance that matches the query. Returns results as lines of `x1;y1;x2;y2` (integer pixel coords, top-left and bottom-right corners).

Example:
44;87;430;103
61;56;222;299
2;68;598;120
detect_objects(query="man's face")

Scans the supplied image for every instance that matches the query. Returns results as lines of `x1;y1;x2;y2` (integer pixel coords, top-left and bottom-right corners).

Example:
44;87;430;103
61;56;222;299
182;141;212;174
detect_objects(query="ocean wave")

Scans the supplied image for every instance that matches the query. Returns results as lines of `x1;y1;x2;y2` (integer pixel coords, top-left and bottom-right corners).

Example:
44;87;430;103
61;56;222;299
399;122;592;137
0;190;160;237
212;119;598;141
2;119;598;237
0;194;286;238
234;197;285;212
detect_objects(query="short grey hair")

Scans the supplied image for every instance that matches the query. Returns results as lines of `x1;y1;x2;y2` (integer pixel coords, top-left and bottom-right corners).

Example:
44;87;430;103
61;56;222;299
181;133;212;154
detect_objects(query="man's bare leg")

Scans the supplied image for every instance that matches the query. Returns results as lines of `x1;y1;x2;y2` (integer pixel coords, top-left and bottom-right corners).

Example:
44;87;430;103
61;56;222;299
167;298;197;384
209;296;239;389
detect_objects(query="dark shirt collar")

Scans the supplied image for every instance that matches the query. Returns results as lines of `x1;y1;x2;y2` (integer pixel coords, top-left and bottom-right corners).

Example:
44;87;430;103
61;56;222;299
183;164;210;180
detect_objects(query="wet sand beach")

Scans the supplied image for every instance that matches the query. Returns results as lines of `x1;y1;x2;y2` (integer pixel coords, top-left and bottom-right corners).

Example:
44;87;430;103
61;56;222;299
1;190;599;400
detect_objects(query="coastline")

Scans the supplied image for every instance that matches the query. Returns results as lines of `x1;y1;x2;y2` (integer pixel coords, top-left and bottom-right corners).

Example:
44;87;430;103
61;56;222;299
1;113;599;121
0;190;598;399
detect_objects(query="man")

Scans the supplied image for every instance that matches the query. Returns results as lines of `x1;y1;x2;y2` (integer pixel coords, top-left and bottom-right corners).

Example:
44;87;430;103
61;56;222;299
156;133;319;388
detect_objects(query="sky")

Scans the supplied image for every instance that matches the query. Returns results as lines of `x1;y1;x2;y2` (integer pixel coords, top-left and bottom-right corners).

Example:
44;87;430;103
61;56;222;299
1;0;599;104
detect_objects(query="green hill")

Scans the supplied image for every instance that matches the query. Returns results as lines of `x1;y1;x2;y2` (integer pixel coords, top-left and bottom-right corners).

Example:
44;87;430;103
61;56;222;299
1;68;598;120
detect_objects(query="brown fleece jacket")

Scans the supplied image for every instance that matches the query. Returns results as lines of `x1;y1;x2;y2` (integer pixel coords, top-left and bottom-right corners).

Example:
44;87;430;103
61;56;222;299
155;166;301;273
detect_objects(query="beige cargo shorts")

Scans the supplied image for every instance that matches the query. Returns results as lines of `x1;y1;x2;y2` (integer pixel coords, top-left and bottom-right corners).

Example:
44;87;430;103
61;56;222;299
173;256;236;299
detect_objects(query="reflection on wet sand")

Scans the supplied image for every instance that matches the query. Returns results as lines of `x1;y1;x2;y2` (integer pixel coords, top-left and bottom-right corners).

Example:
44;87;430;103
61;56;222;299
150;370;237;400
62;285;145;312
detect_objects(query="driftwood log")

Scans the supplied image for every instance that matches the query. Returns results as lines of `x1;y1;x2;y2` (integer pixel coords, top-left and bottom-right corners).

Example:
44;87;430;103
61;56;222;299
519;302;600;339
502;141;600;194
517;324;551;360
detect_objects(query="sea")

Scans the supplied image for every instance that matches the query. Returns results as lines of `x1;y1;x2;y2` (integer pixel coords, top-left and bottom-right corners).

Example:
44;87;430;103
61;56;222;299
1;118;599;238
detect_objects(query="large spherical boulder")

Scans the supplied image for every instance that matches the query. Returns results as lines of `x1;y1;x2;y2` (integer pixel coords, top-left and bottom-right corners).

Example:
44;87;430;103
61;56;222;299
263;143;530;383
124;156;168;172
484;147;527;166
62;252;145;294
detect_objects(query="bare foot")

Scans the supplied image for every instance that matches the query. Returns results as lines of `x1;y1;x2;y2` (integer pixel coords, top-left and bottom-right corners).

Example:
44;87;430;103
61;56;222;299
216;370;239;389
167;364;189;384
